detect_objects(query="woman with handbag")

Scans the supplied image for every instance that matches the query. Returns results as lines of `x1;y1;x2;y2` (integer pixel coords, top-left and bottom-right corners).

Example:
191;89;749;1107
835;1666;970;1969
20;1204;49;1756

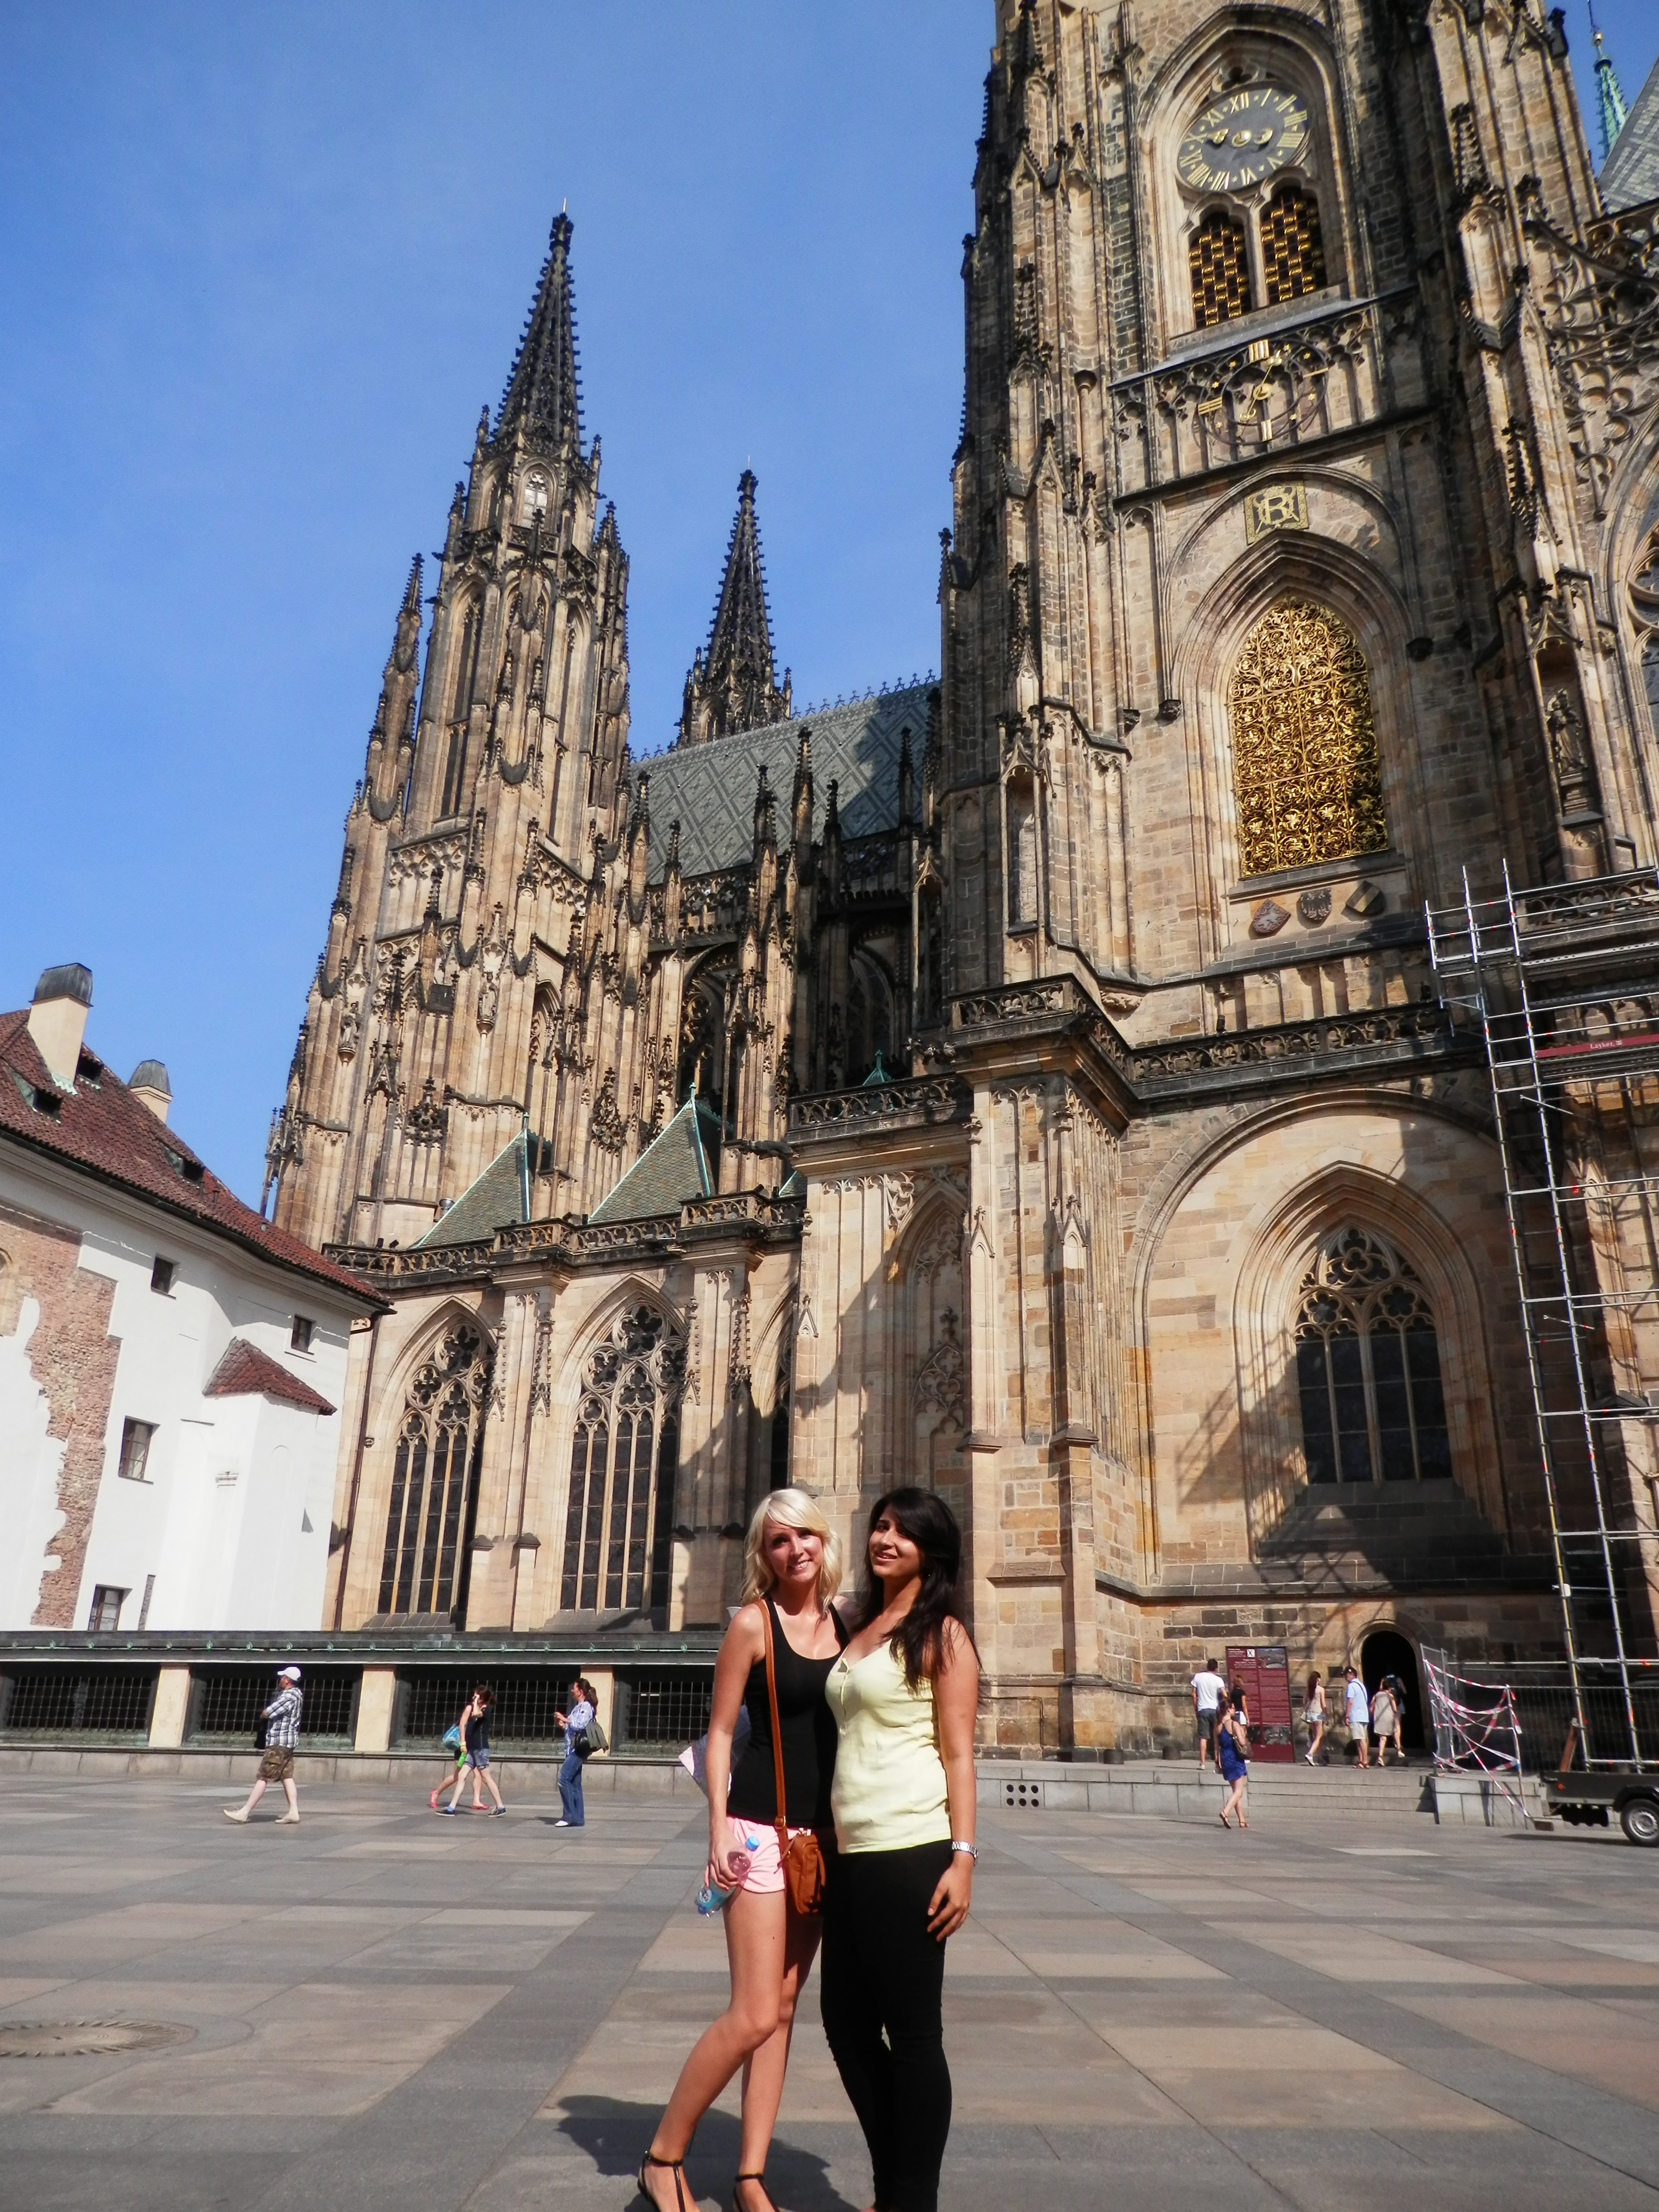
637;1488;847;2212
1217;1693;1250;1829
820;1488;979;2212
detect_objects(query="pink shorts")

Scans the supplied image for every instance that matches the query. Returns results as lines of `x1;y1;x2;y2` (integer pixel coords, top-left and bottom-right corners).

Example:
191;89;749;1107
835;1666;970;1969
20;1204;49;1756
731;1825;815;1895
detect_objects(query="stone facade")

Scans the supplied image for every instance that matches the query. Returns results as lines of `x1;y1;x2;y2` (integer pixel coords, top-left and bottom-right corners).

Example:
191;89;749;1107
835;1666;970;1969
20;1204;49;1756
271;1;1659;1746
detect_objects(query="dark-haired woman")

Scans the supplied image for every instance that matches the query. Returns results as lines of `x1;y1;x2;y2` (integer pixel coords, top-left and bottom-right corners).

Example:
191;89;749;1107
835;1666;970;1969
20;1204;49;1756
820;1487;979;2212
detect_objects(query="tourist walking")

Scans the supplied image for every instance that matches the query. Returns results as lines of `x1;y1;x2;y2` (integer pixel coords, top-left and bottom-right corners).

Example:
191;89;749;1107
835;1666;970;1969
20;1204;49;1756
1303;1670;1328;1765
442;1685;505;1815
554;1678;598;1829
223;1665;303;1825
637;1489;847;2212
1344;1665;1371;1767
1371;1675;1402;1766
819;1487;980;2212
1217;1694;1250;1829
1191;1656;1227;1771
431;1691;471;1811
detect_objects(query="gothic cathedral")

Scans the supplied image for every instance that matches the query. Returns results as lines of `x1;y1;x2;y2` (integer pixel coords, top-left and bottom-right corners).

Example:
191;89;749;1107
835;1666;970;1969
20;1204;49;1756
266;1;1659;1749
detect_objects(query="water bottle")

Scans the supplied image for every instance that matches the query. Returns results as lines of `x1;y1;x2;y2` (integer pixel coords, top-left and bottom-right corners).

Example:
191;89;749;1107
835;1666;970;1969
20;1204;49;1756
695;1842;756;1914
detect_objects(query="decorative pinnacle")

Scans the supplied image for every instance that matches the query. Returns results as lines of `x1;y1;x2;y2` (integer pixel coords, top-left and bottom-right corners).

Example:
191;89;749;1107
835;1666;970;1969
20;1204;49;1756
495;213;582;454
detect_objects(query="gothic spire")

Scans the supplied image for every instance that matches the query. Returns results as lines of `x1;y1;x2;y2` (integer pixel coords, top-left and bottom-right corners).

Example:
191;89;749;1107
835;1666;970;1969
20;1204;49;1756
494;213;582;456
678;470;792;744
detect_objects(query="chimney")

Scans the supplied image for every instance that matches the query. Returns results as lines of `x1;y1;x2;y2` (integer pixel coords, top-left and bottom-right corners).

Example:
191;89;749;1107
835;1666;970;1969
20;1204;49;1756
27;964;93;1089
129;1060;173;1124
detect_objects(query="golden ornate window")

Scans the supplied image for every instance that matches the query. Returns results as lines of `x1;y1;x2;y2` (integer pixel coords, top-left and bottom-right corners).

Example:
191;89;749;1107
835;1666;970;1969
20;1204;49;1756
1229;600;1390;876
1260;183;1327;305
1189;209;1253;329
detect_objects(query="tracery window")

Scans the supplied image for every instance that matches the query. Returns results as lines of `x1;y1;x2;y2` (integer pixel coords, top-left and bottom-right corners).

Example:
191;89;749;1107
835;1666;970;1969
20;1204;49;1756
1189;209;1253;329
1229;600;1390;876
1260;183;1327;305
377;1322;493;1618
1294;1230;1452;1485
560;1303;687;1615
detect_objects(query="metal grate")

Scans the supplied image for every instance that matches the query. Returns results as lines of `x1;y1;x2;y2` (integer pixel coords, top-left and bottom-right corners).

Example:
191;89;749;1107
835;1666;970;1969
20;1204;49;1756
616;1671;713;1749
0;1668;155;1738
188;1668;359;1744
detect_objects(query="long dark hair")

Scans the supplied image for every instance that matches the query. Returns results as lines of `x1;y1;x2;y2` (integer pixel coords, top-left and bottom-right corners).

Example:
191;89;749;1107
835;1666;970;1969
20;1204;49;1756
857;1487;972;1689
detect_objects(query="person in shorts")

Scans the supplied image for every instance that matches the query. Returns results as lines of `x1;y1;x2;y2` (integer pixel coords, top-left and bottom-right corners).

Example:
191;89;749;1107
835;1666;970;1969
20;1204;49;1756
1190;1657;1227;1770
442;1685;505;1815
1344;1666;1371;1767
224;1666;303;1825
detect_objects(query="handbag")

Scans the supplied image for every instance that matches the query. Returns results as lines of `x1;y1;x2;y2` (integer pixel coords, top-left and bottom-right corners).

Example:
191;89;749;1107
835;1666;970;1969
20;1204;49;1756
442;1723;462;1750
578;1713;608;1758
759;1600;827;1917
679;1704;752;1794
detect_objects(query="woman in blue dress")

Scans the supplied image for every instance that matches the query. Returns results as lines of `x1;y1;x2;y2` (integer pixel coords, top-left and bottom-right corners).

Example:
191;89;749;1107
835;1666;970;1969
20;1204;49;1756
1217;1694;1250;1829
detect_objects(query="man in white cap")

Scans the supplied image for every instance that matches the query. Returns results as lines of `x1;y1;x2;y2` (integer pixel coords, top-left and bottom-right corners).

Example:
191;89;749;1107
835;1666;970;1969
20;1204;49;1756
224;1666;304;1825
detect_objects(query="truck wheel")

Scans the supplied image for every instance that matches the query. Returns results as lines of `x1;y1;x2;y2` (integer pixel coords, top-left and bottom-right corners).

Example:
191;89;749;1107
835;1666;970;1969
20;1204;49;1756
1619;1796;1659;1847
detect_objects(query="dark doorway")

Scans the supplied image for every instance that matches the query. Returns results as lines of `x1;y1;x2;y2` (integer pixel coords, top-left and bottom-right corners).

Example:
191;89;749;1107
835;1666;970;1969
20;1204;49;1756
1362;1629;1425;1753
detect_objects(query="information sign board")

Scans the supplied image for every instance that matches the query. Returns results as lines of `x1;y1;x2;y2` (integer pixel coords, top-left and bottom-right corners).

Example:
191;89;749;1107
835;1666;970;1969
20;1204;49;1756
1224;1643;1295;1762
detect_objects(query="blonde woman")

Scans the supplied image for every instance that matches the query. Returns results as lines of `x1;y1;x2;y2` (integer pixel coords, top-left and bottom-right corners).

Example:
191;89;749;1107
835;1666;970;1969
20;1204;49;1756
637;1489;848;2212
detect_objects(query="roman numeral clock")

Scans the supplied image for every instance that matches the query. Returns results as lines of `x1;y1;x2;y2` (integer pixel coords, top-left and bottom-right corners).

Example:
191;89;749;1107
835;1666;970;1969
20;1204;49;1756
1179;86;1309;194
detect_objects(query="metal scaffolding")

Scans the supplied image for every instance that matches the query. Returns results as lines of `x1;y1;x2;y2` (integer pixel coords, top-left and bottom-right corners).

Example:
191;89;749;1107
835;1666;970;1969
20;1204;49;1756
1427;863;1659;1770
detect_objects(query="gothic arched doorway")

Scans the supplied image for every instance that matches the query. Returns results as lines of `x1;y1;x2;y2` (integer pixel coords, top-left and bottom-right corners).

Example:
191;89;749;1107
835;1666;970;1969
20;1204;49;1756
1361;1628;1424;1754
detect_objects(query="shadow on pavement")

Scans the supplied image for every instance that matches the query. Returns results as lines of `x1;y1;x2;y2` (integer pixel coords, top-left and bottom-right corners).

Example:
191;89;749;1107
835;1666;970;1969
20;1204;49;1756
555;2096;862;2211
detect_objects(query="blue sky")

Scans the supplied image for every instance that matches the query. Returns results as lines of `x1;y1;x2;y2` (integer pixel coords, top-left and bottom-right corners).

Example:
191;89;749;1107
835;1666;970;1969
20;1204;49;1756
2;2;1654;1210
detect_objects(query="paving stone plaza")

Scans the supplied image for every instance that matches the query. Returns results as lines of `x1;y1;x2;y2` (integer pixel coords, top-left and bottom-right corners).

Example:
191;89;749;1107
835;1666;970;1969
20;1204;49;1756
3;1772;1659;2209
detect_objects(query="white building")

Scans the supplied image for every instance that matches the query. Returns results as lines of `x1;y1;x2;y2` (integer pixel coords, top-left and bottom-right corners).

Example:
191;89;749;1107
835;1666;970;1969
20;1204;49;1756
0;964;381;1632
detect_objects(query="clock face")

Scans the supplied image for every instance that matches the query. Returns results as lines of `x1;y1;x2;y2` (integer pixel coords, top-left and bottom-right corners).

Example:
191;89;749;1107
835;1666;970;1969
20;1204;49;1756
1178;85;1310;194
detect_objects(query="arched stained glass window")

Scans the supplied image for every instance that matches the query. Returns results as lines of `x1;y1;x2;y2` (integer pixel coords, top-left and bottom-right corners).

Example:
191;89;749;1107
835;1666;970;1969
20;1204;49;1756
377;1322;493;1618
1229;600;1390;876
1260;183;1327;305
560;1303;688;1616
1190;209;1253;329
1294;1230;1452;1485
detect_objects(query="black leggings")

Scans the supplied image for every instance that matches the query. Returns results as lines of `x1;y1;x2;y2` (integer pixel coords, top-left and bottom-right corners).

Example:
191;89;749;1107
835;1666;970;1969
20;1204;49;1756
819;1840;954;2212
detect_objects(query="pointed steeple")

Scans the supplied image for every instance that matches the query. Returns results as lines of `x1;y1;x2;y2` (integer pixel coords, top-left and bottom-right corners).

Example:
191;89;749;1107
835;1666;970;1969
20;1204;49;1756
494;214;582;456
1589;3;1629;162
677;471;792;744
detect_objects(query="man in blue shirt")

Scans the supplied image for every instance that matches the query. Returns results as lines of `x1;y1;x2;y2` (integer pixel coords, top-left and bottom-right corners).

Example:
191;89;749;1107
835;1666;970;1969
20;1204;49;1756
554;1678;597;1828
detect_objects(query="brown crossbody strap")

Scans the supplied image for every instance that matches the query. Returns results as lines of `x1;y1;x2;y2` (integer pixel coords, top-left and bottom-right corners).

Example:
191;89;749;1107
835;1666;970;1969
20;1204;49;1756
757;1597;828;1914
760;1595;789;1843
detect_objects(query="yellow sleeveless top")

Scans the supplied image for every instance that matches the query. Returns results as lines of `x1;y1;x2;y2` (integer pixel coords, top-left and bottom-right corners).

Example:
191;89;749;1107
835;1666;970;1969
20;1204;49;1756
826;1639;951;1853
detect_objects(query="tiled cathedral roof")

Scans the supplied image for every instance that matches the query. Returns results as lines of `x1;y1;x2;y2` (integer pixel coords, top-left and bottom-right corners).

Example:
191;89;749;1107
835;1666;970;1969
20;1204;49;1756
636;679;933;881
589;1094;720;1224
1602;54;1659;208
415;1132;529;1248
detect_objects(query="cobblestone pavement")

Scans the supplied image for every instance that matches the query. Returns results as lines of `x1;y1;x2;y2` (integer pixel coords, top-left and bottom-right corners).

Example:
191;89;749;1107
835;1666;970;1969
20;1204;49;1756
2;1773;1659;2208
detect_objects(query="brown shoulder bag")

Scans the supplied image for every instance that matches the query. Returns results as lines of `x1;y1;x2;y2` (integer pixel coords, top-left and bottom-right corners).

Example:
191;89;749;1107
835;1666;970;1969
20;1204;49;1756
760;1599;827;1916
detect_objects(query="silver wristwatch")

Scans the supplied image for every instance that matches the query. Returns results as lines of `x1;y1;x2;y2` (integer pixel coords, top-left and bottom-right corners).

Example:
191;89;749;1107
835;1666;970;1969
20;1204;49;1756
950;1839;979;1860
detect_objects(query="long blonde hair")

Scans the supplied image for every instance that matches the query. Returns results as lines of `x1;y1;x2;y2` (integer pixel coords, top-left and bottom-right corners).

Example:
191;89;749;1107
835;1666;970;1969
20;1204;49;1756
741;1487;842;1610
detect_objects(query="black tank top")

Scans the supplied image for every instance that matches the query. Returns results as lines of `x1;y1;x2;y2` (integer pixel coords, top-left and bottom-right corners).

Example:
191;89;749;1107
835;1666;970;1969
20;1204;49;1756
726;1596;849;1830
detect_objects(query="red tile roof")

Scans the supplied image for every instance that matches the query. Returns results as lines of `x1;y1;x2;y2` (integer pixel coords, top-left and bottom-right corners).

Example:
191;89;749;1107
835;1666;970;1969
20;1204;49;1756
204;1337;336;1415
0;1008;383;1309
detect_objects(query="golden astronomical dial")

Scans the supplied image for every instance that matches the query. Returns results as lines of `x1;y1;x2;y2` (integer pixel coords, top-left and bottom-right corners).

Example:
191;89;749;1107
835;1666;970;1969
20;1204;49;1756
1179;85;1310;194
